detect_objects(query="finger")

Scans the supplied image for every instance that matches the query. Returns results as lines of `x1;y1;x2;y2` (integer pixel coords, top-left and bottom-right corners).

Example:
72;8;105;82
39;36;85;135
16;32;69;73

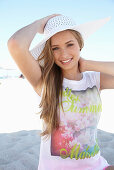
50;14;61;17
47;14;61;20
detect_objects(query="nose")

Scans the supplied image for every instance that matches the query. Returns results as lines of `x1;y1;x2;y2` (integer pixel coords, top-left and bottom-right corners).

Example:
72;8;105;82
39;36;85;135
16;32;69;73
60;49;69;59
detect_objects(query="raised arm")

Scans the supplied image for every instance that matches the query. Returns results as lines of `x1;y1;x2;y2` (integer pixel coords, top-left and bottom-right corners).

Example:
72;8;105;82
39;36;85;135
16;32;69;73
7;14;59;96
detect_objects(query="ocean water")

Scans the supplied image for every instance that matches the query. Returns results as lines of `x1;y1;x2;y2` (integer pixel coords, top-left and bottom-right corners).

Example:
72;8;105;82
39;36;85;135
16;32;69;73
0;68;21;79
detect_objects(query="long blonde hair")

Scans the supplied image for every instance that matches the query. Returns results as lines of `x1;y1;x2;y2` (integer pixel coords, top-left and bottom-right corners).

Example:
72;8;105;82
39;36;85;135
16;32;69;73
37;30;84;140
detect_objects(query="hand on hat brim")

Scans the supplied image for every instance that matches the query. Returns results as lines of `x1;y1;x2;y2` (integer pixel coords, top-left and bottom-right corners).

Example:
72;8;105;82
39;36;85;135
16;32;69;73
38;14;61;34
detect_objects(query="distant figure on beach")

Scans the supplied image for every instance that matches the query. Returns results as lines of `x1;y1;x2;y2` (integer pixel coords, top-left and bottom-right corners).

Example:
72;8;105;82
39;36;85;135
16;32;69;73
7;14;114;170
19;74;24;79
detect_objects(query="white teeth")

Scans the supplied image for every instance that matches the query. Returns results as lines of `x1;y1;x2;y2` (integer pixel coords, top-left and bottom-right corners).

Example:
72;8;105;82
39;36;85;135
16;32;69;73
62;59;72;63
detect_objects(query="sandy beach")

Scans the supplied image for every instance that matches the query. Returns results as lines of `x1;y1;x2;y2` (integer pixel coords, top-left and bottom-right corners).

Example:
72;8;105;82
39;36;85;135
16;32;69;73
0;78;114;169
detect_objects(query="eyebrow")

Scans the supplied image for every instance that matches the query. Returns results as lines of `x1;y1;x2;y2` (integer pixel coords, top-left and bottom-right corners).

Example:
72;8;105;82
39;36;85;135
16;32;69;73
51;40;74;47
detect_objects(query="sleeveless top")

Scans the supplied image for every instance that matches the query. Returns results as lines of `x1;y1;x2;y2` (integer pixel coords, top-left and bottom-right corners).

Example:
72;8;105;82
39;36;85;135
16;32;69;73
37;71;109;170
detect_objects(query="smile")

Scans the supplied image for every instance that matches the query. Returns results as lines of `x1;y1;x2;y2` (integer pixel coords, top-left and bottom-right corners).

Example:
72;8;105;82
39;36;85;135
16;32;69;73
61;58;73;64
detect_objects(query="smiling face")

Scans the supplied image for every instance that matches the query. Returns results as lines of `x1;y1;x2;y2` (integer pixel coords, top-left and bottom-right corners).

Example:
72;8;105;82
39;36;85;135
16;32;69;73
50;30;81;77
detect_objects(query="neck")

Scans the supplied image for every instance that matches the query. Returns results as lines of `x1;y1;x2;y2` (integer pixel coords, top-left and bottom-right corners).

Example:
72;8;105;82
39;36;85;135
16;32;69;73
62;66;83;81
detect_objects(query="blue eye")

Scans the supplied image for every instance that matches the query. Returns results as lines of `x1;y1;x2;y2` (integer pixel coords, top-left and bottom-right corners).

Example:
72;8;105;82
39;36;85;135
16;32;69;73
67;44;74;47
52;47;59;51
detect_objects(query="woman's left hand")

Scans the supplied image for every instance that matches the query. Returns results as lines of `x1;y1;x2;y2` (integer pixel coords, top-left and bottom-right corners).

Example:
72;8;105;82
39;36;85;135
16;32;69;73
78;57;87;73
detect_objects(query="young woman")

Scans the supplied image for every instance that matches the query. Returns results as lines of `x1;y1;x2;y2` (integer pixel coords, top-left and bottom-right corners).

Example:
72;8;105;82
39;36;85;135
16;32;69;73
7;14;114;170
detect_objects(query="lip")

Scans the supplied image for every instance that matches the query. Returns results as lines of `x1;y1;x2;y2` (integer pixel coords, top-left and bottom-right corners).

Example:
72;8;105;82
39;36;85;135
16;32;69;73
61;58;73;65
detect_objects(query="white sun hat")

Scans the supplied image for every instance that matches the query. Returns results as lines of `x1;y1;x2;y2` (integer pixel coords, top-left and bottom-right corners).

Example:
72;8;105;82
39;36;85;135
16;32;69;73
30;15;111;61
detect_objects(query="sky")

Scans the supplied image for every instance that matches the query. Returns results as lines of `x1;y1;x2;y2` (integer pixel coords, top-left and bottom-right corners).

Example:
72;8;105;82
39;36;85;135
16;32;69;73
0;0;114;72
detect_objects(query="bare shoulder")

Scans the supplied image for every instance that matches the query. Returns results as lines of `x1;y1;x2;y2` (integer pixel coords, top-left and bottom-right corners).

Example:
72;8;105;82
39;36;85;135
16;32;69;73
33;77;44;97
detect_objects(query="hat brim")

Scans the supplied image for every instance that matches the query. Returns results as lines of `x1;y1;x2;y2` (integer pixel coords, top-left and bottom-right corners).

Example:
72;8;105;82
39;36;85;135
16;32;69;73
30;16;111;60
